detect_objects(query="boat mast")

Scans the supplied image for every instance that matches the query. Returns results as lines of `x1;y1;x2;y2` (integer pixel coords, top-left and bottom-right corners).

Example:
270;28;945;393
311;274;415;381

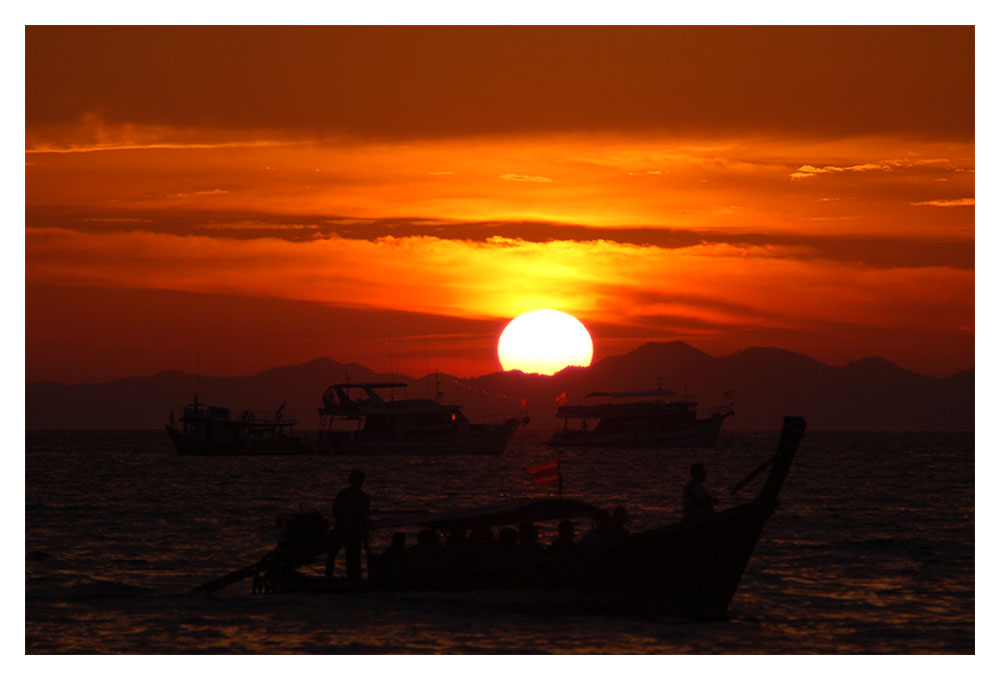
388;333;395;401
681;344;688;401
194;343;202;407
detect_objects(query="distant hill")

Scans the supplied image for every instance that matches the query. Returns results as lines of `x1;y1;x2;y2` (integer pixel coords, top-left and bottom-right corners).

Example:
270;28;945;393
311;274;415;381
25;342;973;431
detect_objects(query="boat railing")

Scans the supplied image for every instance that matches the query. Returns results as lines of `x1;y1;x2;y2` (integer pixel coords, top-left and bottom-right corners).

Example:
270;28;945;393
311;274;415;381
239;408;297;424
697;402;735;418
470;410;524;425
175;404;296;424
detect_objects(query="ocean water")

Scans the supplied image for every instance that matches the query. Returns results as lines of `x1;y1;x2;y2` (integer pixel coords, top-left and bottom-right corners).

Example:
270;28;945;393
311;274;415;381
25;429;974;654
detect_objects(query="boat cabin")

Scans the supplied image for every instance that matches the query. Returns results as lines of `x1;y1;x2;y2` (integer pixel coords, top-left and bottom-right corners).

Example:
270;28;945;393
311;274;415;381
557;388;699;434
317;382;475;447
175;395;299;447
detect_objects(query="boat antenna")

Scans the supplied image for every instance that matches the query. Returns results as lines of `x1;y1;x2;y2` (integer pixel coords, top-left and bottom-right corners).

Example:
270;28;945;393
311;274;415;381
194;343;202;406
388;333;395;400
681;343;688;400
424;337;432;399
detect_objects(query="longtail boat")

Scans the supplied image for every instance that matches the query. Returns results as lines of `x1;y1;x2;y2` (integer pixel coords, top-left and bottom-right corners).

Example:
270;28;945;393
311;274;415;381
193;417;805;620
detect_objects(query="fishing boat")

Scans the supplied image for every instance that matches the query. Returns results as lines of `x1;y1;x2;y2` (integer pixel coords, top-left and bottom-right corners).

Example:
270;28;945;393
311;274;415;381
314;382;519;455
165;395;313;456
550;388;734;448
194;417;805;620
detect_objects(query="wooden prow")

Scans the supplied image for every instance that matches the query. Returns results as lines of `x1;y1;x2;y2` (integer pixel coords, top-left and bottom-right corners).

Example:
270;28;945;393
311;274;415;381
757;416;806;507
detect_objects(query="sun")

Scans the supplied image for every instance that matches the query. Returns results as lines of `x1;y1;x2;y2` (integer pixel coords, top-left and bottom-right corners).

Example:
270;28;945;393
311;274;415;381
497;309;594;375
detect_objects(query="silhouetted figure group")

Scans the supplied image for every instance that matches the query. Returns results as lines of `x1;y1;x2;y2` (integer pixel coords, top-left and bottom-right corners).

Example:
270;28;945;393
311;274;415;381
324;464;719;583
359;508;638;582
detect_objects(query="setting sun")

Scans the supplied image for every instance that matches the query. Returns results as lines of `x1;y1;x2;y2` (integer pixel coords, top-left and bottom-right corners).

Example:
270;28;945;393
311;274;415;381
497;309;594;375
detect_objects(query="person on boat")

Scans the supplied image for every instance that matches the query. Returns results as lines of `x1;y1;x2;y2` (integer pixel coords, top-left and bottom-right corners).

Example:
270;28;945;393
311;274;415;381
549;519;577;553
410;528;443;577
611;506;631;541
683;462;718;522
468;522;494;546
375;531;408;581
579;509;614;546
517;520;543;555
498;526;518;555
325;469;371;581
414;528;441;551
446;527;467;550
464;522;497;566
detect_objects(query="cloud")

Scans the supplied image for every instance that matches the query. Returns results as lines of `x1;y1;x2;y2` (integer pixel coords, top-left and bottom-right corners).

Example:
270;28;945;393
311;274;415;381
83;217;154;223
909;198;975;207
790;163;892;179
25;227;972;344
26;27;973;142
167;189;229;199
499;173;553;183
195;221;319;232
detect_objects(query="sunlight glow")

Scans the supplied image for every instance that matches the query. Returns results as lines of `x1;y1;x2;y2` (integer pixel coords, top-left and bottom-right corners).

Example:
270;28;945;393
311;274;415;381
497;309;594;375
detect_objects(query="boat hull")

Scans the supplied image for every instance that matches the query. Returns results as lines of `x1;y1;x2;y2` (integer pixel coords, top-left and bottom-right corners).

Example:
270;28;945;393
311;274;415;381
166;425;315;456
550;412;730;449
198;417;804;620
168;423;516;456
315;423;518;456
261;499;774;619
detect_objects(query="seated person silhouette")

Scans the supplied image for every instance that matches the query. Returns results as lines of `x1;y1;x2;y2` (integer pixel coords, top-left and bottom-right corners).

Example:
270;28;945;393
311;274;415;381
376;531;408;581
549;519;577;553
498;526;518;556
446;527;467;549
409;528;442;577
414;528;441;551
468;522;494;546
517;520;543;555
465;522;496;566
611;506;630;541
683;462;718;521
579;509;614;546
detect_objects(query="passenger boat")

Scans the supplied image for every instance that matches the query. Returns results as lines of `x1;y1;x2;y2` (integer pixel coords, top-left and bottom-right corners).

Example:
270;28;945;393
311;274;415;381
193;417;805;620
550;388;734;448
314;382;519;455
165;395;313;456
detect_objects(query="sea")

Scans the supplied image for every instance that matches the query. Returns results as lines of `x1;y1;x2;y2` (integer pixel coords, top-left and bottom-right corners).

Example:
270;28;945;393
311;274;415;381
25;429;974;654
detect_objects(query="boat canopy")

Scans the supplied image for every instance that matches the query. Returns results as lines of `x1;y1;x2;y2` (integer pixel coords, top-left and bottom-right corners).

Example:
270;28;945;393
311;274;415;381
333;382;408;390
585;388;678;398
370;498;601;531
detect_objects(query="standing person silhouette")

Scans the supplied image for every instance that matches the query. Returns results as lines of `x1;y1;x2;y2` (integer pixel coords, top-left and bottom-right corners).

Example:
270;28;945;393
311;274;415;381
325;469;370;580
683;462;718;521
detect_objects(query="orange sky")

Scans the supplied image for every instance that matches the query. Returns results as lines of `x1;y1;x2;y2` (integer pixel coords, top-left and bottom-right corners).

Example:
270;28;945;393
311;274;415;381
25;26;974;383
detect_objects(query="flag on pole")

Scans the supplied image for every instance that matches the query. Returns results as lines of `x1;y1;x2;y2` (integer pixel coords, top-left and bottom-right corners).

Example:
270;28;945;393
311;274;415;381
527;459;560;486
555;391;568;406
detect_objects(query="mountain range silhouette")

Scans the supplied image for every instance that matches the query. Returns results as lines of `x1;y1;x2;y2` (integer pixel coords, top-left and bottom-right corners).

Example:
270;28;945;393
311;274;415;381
25;341;973;431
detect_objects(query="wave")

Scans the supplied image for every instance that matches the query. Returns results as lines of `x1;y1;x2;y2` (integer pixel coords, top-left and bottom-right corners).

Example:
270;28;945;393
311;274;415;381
26;576;157;602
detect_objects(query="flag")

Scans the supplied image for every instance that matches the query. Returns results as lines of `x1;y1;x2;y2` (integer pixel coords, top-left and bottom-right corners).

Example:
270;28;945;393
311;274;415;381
527;460;560;486
555;391;568;406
